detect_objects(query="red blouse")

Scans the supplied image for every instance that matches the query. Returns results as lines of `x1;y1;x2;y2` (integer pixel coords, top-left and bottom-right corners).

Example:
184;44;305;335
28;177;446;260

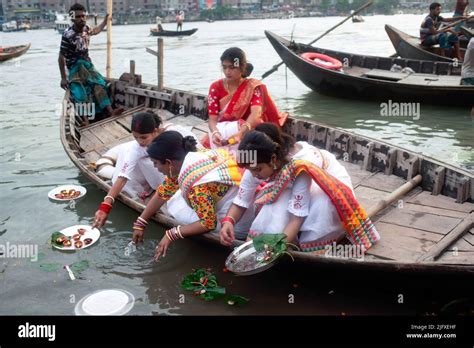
208;79;262;117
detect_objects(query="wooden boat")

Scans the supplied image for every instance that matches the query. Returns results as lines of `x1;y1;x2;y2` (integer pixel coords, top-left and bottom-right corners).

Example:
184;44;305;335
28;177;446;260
265;30;472;107
60;64;474;275
0;44;31;62
385;24;466;63
150;28;198;37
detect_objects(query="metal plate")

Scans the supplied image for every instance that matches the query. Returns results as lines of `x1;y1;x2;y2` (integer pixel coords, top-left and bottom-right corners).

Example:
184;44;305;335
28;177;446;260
74;289;135;316
225;240;279;276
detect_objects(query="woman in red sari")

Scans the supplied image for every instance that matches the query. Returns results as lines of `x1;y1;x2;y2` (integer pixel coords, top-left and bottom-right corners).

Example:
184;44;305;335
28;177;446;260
206;47;288;151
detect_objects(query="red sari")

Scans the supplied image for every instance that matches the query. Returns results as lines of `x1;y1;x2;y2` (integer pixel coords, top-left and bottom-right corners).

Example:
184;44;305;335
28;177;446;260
204;78;288;147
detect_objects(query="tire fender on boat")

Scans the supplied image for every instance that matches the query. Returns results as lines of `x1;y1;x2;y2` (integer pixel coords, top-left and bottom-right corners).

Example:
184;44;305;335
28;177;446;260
300;52;343;71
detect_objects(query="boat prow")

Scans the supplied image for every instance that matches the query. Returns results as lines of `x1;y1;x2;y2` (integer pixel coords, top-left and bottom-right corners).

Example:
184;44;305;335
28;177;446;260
385;24;465;63
0;43;31;62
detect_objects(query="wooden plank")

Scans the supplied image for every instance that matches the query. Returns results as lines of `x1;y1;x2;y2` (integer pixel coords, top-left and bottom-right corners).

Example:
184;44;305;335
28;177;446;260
90;125;119;146
403;202;467;219
408;190;474;213
448;238;474;252
463;230;474;245
354;186;390;212
105;121;130;139
363;69;409;81
359;173;407;193
366;225;436;262
193;121;209;134
436;251;474;264
170;115;206;128
374;222;443;243
116;115;134;131
340;161;374;187
379;208;462;235
125;86;172;102
155;109;176;121
83;150;101;164
79;130;104;152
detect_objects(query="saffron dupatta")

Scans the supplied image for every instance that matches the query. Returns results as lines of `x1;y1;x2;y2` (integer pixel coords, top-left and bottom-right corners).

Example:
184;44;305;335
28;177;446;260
178;149;243;202
255;159;380;252
219;78;288;126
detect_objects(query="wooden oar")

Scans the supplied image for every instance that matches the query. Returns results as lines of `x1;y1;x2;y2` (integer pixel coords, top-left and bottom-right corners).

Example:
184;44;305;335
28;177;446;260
440;15;474;32
261;0;373;80
106;0;113;79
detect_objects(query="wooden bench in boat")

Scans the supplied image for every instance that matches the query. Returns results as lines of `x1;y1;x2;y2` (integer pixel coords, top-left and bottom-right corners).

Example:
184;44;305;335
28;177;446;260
362;69;463;86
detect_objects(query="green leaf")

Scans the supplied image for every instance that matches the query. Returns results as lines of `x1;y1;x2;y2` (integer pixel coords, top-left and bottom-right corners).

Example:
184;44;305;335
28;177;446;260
224;295;249;306
199;286;226;301
252;233;287;253
50;231;68;247
69;260;89;273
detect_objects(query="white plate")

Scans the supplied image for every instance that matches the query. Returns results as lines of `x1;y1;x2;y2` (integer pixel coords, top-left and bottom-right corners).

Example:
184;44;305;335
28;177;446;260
48;184;87;201
74;289;135;315
53;225;100;251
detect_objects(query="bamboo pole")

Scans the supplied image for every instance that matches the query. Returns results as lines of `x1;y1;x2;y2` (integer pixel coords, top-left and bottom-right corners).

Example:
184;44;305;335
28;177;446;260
366;174;423;218
106;0;113;79
158;38;164;90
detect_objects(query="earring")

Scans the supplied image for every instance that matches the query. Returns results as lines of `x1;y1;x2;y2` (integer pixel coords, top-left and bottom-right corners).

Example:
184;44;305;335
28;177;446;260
273;162;277;170
168;166;173;178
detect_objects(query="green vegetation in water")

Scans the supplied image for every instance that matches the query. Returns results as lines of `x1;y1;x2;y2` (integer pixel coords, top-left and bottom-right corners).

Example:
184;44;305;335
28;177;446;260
181;268;249;306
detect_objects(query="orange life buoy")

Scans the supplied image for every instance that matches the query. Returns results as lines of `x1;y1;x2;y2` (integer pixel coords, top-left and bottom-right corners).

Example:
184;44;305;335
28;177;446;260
300;52;343;71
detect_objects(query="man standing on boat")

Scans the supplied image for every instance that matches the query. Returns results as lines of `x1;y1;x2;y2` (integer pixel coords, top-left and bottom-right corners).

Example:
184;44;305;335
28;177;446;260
176;11;184;31
420;2;467;61
58;3;120;123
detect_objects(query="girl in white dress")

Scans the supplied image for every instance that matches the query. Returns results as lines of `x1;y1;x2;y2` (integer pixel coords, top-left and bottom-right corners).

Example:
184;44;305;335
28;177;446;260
220;123;380;253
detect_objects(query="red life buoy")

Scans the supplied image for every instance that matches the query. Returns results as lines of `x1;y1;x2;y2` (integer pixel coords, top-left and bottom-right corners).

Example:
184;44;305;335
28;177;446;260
300;52;343;71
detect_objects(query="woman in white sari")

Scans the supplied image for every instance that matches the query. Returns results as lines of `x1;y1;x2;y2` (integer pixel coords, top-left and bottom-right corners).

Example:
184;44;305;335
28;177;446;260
220;123;380;254
131;131;254;259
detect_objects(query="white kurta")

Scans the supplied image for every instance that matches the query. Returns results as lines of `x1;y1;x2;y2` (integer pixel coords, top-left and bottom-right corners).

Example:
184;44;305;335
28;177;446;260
233;141;353;245
103;124;200;199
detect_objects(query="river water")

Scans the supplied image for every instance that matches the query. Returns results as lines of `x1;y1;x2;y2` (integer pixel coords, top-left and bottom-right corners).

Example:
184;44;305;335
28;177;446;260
0;15;472;316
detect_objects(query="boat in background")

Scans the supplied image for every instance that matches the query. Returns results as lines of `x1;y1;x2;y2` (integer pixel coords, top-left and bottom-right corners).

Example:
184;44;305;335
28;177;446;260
2;20;29;32
385;24;466;63
0;44;31;62
150;27;198;37
264;30;471;107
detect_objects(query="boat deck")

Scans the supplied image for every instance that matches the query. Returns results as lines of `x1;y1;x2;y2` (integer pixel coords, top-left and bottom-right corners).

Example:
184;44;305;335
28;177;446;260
345;66;463;85
75;106;474;267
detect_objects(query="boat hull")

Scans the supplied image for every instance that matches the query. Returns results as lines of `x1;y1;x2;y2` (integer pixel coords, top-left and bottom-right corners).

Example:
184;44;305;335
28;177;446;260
265;31;472;107
150;28;198;37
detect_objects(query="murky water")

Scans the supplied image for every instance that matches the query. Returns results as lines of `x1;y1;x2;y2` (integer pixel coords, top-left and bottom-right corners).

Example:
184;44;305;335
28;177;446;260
0;15;472;315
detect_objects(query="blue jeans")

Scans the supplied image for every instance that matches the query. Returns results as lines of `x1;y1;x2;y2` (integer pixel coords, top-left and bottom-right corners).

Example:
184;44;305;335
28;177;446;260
423;32;459;49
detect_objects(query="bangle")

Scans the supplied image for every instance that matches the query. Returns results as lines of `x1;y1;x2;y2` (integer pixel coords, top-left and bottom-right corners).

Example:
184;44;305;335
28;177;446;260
165;229;173;241
176;225;184;239
104;195;115;204
211;130;221;138
99;202;112;214
242;121;251;131
221;216;235;226
133;226;144;231
137;217;148;225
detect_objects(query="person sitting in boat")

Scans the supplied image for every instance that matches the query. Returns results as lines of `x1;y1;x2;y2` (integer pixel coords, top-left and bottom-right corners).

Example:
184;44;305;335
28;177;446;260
92;112;200;228
131;131;254;259
453;0;470;32
206;47;288;152
176;11;184;32
462;38;474;85
156;17;164;32
420;2;468;61
58;3;121;124
219;123;380;254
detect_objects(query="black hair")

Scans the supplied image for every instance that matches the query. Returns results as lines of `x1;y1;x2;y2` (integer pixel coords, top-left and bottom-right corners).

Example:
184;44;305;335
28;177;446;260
147;131;197;163
237;123;295;166
70;3;86;12
131;111;162;134
430;2;441;11
220;47;253;78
